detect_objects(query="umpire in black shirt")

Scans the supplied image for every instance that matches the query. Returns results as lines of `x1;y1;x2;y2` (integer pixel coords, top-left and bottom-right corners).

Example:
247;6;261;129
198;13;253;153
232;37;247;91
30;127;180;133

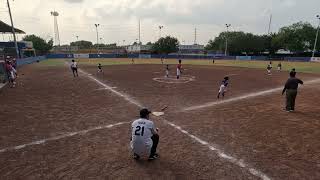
282;71;303;112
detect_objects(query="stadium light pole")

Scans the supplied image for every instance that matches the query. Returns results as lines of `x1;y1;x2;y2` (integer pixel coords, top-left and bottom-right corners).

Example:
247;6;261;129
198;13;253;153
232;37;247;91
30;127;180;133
95;24;100;52
312;15;320;58
159;25;164;39
225;24;231;56
6;0;20;58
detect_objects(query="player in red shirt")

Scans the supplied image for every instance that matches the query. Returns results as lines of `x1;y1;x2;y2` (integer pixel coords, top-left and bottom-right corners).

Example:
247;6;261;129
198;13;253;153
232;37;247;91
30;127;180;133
177;59;182;79
5;60;17;88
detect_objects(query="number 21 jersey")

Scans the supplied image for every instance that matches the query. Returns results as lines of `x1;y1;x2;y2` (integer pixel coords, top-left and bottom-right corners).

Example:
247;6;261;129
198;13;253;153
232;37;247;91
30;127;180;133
131;118;155;155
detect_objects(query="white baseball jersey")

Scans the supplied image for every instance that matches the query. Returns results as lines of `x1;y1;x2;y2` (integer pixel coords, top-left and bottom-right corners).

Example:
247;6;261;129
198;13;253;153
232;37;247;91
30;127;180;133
130;118;155;156
219;84;226;93
71;62;77;68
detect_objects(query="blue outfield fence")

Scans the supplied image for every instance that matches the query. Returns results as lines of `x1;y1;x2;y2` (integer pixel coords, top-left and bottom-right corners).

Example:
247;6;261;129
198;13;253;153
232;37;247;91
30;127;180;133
17;56;47;67
45;53;312;62
285;57;311;62
46;54;74;59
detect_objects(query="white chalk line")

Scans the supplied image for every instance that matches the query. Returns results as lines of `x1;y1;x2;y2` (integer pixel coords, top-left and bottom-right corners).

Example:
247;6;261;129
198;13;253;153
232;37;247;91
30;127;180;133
94;87;117;91
162;119;271;180
77;68;270;180
0;122;128;154
153;75;196;84
182;78;320;112
78;69;143;108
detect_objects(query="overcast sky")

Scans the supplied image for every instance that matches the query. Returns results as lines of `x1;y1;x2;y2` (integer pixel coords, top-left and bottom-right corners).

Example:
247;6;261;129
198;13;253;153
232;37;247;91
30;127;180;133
0;0;319;45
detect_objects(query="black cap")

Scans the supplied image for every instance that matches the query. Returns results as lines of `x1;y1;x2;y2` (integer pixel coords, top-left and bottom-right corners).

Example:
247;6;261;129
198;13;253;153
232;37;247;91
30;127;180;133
140;108;151;118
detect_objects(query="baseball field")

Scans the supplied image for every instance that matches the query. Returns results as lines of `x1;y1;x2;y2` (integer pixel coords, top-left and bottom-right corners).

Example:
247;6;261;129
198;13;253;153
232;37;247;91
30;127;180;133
0;58;320;180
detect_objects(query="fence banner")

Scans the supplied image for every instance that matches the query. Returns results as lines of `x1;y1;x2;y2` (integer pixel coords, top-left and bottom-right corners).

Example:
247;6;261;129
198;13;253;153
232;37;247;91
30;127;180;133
311;57;320;62
236;56;251;60
139;54;151;59
74;54;89;59
285;57;311;62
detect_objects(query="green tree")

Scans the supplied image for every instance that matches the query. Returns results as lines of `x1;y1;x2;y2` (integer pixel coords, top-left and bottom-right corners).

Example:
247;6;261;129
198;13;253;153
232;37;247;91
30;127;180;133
70;40;93;49
272;22;317;52
22;35;53;55
206;31;269;55
146;42;153;46
152;36;179;54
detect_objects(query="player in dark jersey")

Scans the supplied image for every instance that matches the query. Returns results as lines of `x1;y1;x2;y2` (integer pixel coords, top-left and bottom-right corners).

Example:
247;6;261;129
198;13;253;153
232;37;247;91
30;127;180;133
217;76;229;99
97;63;103;73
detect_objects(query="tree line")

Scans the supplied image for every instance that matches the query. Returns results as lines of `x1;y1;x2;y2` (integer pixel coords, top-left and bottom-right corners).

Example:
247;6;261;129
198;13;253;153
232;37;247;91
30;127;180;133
206;22;320;56
22;21;319;56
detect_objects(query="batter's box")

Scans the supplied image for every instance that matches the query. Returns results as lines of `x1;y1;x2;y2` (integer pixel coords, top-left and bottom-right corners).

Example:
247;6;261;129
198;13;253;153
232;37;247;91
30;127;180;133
153;75;196;84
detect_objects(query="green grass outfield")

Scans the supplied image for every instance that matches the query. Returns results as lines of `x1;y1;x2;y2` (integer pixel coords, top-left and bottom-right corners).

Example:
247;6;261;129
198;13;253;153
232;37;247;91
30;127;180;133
40;58;320;74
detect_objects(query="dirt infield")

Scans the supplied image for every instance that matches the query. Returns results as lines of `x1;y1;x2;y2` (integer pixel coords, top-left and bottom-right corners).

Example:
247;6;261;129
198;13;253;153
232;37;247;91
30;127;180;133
0;62;319;179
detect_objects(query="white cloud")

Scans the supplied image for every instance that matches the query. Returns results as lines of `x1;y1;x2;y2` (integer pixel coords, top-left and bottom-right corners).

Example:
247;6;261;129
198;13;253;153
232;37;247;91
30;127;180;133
1;0;319;45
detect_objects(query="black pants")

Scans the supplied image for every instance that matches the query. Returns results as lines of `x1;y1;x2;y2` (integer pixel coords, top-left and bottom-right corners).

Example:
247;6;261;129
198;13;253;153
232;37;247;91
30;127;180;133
286;89;297;111
72;68;78;77
150;134;159;157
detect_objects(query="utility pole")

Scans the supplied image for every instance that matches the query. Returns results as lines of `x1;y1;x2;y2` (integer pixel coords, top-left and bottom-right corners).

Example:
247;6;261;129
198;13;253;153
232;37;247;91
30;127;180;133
138;19;141;44
267;14;273;35
225;24;231;56
95;24;100;52
194;27;197;45
312;15;320;58
7;0;19;58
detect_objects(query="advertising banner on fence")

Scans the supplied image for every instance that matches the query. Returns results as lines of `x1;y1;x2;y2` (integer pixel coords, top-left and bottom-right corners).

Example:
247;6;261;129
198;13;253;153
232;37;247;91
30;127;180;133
74;54;89;59
311;57;320;62
236;56;251;60
139;54;151;59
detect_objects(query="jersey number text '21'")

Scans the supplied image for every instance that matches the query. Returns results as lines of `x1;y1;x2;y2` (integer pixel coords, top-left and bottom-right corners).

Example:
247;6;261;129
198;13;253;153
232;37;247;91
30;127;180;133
135;126;145;136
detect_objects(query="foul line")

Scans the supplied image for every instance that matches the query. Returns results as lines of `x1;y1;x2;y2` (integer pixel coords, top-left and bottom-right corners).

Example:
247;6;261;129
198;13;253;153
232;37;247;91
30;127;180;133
78;69;143;108
162;119;271;180
182;78;320;112
0;122;128;154
78;68;270;180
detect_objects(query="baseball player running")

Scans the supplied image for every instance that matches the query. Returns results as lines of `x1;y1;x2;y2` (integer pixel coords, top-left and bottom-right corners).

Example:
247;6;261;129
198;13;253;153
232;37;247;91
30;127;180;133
97;63;103;73
70;59;78;77
217;76;229;99
177;59;182;79
131;108;159;161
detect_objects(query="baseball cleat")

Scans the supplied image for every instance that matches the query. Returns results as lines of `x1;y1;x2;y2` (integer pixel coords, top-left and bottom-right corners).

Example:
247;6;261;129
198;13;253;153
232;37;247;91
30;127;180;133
133;153;140;160
148;153;159;161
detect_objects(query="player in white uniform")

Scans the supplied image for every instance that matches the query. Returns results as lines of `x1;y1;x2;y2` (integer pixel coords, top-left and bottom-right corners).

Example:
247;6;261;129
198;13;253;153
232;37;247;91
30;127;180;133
267;61;272;75
70;59;78;77
177;59;182;79
131;108;159;160
165;64;169;78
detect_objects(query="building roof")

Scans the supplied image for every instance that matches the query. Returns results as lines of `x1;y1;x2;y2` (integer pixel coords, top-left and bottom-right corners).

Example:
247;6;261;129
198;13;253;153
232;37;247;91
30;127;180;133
0;20;25;34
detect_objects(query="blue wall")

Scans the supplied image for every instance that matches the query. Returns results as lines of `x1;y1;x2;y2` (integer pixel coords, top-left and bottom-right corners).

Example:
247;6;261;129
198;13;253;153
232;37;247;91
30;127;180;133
285;57;311;62
45;53;312;62
46;54;74;59
17;56;47;67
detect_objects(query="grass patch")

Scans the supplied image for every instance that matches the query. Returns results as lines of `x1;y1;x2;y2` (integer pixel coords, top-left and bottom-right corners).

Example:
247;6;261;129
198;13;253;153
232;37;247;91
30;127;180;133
40;58;320;74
